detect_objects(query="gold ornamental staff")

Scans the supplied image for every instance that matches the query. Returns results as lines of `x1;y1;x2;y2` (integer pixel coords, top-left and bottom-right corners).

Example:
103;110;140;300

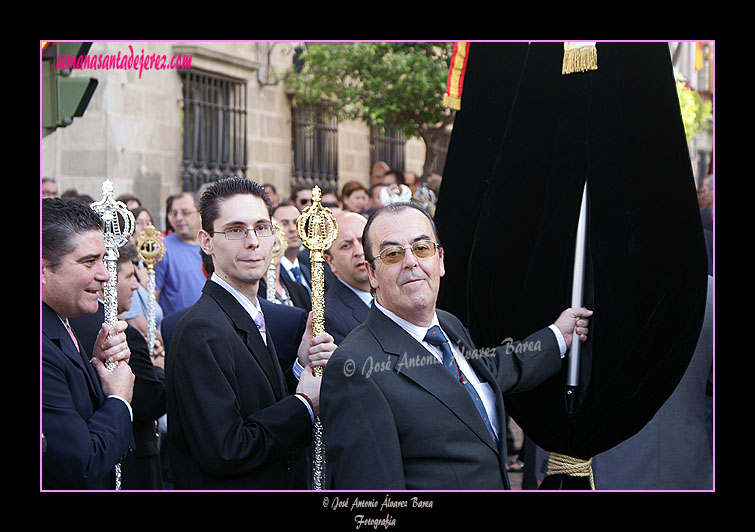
90;179;135;491
136;224;166;355
296;185;338;490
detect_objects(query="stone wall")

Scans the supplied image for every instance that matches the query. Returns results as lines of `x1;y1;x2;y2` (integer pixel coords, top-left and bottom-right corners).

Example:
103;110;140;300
41;41;428;230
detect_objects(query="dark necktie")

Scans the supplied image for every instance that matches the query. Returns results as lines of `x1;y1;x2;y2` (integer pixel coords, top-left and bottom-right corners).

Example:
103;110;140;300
290;265;311;295
424;325;498;444
290;265;303;284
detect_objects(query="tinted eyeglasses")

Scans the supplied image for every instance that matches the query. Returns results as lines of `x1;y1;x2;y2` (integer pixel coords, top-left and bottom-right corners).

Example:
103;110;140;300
370;240;440;266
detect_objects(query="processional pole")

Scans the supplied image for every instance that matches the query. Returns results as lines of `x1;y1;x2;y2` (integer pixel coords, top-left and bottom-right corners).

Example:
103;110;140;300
90;179;136;490
565;182;588;415
296;185;338;490
546;42;598;489
136;224;165;355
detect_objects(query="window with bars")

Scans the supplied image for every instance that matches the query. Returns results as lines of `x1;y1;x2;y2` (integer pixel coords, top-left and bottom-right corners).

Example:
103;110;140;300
291;103;339;191
180;71;247;192
370;124;405;171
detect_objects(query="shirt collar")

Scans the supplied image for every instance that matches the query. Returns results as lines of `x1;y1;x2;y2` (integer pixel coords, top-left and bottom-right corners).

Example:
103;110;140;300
373;300;440;345
338;278;374;307
210;272;262;320
279;256;299;270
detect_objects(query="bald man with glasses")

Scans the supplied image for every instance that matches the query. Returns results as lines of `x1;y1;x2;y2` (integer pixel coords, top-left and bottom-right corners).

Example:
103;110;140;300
319;202;593;490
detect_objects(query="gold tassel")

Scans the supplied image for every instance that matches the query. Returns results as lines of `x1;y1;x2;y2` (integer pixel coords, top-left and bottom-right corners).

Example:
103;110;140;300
562;42;598;75
443;93;461;111
546;452;595;489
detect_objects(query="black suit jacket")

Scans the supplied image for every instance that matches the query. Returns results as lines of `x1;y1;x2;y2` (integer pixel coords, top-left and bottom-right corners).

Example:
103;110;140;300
259;276;312;312
320;305;562;490
324;278;370;344
166;280;312;489
70;302;166;490
162;297;308;391
42;303;133;490
260;299;308;394
299;248;337;292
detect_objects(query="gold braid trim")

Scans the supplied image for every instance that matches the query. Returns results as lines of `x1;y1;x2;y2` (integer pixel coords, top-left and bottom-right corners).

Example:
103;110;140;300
443;93;462;111
546;452;595;489
562;43;598;75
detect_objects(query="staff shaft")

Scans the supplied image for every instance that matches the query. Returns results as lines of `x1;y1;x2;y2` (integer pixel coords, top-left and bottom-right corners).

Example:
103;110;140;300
566;182;588;414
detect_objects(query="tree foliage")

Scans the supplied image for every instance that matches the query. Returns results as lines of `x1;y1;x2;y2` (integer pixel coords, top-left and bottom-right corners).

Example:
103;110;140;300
282;42;456;176
676;78;713;141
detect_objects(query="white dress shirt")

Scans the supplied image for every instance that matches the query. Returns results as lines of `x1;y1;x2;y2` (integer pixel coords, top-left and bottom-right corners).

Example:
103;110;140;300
210;273;313;422
374;301;501;438
210;273;266;344
280;256;311;291
339;278;374;307
373;302;568;440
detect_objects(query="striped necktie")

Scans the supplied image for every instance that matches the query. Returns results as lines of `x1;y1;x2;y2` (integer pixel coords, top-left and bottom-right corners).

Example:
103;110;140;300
424;325;498;444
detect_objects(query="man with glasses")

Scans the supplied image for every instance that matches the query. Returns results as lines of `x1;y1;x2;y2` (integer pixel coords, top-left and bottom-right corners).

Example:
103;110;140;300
319;202;593;489
166;177;336;489
155;192;205;315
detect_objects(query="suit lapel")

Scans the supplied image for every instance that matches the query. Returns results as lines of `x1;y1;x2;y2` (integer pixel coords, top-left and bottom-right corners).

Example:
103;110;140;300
334;280;370;325
42;303;104;405
442;315;506;456
203;281;284;400
366;306;499;454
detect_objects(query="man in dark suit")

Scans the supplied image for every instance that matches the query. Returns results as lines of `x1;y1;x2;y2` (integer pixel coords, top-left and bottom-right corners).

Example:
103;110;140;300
273;203;313;293
70;242;166;490
259;269;312;312
162;264;310;489
163;248;309;374
320;202;592;489
166;177;336;489
323;212;371;344
41;198;135;490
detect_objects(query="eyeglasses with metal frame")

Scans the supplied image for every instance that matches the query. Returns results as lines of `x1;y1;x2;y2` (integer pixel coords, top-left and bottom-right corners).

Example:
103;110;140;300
369;240;440;266
211;223;277;240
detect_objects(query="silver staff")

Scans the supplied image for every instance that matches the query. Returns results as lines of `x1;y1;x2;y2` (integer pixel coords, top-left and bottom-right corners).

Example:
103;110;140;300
90;180;135;491
136;224;165;354
91;180;136;365
565;182;588;415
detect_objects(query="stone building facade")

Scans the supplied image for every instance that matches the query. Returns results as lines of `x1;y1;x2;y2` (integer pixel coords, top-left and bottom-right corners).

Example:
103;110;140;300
41;41;428;230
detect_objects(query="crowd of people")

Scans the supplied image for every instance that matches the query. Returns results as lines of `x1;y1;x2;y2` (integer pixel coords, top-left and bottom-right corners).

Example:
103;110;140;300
40;161;712;491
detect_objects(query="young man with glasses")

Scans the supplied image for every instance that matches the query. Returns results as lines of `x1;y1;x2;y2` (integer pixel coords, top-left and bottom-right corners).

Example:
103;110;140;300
166;177;336;489
155;192;205;315
319;202;593;489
